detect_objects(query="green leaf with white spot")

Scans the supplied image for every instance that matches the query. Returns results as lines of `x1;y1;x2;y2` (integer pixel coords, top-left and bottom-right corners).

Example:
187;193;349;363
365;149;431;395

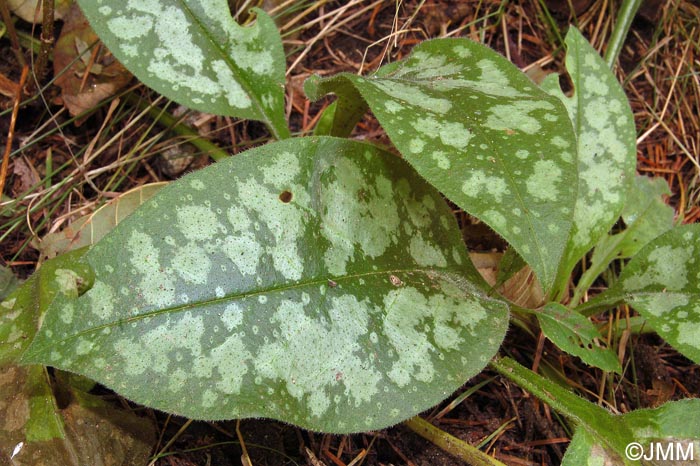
614;224;700;363
572;175;676;306
305;38;578;295
541;27;636;285
76;0;289;139
536;302;621;373
0;249;93;365
21;137;509;434
622;398;700;455
563;399;700;465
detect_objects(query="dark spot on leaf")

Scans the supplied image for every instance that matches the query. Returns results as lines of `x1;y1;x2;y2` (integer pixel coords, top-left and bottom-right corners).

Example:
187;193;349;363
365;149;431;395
279;190;293;203
327;279;337;288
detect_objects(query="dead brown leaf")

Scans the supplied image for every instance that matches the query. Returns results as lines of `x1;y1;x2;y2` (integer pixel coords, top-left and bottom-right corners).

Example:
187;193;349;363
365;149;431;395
53;4;132;119
12;157;40;195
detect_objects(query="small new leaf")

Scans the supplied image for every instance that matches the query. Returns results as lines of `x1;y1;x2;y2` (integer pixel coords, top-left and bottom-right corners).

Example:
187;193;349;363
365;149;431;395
537;303;621;373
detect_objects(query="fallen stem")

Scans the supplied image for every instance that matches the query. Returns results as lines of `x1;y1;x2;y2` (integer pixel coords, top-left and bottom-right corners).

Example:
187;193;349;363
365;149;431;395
404;416;506;466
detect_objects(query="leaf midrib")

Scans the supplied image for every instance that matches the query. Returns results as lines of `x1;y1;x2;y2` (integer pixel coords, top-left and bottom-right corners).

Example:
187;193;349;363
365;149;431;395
27;266;466;355
176;0;285;139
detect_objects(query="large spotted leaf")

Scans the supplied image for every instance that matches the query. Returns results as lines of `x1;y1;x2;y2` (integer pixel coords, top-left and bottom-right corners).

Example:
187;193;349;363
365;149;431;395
305;39;578;295
541;27;637;283
77;0;289;139
21;137;509;433
615;224;700;363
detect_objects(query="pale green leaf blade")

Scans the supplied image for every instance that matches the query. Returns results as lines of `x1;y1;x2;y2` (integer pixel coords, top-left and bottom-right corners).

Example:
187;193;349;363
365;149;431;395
537;303;621;373
39;182;167;260
618;174;675;258
22;137;509;433
561;428;621;466
306;38;578;294
76;1;289;138
541;27;637;277
617;224;700;363
622;398;700;457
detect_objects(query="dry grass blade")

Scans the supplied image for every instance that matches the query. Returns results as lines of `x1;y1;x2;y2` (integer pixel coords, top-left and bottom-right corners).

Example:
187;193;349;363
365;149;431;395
0;65;28;204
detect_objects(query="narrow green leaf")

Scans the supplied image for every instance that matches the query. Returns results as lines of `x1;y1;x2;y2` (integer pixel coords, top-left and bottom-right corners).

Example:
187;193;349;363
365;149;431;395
536;303;621;373
306;38;578;294
541;27;637;285
312;100;338;136
76;1;289;139
22;137;509;433
616;224;700;363
491;356;634;455
24;365;65;442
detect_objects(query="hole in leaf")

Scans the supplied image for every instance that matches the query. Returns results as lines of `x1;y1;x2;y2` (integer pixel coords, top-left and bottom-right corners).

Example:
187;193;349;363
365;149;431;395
279;190;293;203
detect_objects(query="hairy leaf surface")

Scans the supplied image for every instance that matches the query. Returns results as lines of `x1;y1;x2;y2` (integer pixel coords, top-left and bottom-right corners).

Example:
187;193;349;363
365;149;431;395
536;303;621;373
616;224;700;363
491;357;633;456
541;27;637;283
76;0;289;138
23;137;509;433
306;38;578;294
561;429;621;466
